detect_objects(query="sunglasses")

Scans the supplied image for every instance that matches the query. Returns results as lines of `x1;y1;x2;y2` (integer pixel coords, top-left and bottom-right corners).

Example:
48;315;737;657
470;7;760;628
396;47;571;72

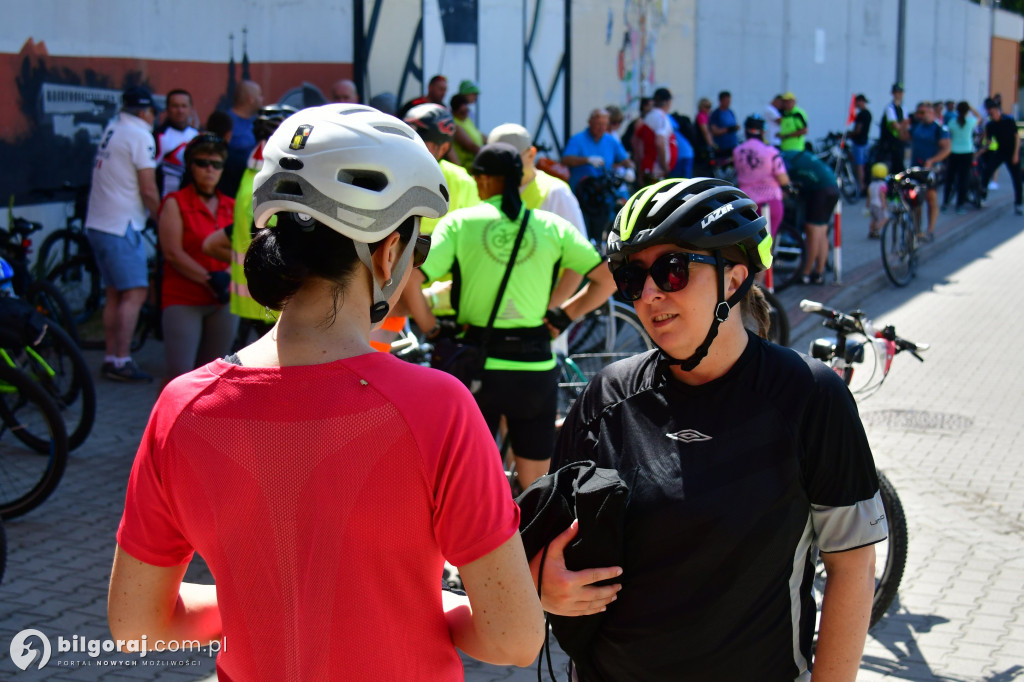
613;251;719;301
192;158;224;170
413;235;431;269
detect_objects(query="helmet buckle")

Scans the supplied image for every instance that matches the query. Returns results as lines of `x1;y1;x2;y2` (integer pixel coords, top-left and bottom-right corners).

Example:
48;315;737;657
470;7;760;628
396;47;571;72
714;301;731;323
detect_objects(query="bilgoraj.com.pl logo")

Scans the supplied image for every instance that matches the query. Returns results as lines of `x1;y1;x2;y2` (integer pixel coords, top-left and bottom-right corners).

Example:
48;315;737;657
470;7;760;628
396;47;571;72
9;628;223;671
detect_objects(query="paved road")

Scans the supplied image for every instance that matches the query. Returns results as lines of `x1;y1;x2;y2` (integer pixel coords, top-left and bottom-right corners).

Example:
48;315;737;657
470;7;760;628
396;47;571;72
0;185;1020;680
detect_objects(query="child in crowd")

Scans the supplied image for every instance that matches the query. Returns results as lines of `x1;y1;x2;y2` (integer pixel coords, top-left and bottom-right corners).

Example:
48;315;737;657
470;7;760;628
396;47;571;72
867;162;889;238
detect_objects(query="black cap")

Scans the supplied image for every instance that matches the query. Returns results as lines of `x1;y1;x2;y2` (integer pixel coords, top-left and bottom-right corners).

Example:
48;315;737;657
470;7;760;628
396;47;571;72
984;97;999;110
471;143;523;178
653;87;672;104
855;93;869;103
123;86;158;111
891;82;904;93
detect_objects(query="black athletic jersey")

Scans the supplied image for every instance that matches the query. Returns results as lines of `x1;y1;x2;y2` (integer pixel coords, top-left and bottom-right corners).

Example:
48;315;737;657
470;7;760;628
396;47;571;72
553;332;886;682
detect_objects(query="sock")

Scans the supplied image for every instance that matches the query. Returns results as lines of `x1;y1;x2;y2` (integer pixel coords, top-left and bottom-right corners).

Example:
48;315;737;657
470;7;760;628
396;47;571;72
104;355;117;365
114;356;132;368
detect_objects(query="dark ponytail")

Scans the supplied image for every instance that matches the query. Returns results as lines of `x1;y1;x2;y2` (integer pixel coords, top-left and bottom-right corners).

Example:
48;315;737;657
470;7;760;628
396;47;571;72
244;213;416;312
956;101;969;128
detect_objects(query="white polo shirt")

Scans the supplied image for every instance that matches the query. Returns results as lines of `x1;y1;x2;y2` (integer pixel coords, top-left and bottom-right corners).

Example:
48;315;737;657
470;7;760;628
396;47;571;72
85;112;157;236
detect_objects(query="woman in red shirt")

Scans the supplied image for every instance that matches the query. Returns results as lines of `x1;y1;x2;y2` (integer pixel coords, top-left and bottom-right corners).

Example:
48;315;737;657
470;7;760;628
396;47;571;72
158;133;236;384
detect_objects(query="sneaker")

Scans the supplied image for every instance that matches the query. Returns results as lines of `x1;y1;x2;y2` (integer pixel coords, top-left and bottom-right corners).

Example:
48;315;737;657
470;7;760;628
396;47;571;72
102;360;153;383
988;181;999;191
788;273;812;286
810;272;825;285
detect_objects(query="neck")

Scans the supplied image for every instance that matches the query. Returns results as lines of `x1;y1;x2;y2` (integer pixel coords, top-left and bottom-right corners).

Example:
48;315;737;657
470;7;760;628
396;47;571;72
668;317;749;386
240;277;375;367
195;186;217;200
521;165;536;186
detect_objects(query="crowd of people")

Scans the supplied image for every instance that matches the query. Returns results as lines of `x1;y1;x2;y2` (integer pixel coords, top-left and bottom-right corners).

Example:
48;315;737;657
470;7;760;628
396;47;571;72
75;71;1017;681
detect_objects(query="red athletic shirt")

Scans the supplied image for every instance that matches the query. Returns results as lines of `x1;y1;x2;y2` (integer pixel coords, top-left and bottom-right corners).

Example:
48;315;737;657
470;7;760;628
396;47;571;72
116;352;519;681
160;185;234;308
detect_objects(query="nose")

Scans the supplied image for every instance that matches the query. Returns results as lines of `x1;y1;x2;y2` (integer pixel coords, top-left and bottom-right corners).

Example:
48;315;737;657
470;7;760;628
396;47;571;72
639;272;663;303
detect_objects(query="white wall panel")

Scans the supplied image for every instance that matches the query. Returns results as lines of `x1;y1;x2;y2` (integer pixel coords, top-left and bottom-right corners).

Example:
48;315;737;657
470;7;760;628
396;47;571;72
477;0;524;137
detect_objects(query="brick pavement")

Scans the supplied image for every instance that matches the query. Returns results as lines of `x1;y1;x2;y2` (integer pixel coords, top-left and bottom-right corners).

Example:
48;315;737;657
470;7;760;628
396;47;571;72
0;185;1018;680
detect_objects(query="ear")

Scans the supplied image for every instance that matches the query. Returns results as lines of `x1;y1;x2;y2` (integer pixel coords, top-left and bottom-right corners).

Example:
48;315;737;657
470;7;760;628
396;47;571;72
525;146;537;165
725;261;750;298
370;232;403;284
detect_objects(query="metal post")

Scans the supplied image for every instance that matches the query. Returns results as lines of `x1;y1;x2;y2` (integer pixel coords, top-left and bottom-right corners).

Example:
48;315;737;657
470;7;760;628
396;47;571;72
895;0;906;86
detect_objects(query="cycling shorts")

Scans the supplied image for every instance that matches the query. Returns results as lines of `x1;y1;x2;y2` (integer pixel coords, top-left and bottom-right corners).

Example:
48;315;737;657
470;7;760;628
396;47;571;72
805;186;840;225
475;367;558;461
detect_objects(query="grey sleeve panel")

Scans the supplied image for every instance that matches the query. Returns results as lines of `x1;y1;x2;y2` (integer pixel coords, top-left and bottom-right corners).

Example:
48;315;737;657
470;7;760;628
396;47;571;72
812;490;888;553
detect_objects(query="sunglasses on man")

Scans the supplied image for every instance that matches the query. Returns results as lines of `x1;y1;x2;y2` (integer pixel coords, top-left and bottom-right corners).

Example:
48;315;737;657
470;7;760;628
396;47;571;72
613;251;722;301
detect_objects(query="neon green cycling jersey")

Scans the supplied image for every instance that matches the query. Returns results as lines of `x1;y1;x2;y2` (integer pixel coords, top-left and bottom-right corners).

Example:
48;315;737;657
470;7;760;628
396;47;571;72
230;166;278;322
421;196;603;371
422;159;479;235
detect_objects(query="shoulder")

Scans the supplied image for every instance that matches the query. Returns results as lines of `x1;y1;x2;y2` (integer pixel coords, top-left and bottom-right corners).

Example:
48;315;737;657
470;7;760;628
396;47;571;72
535;169;571;192
573;350;661;425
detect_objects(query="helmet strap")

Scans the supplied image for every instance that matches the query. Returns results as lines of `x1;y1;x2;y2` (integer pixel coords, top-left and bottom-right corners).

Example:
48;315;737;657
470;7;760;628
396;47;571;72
354;236;415;328
660;252;755;373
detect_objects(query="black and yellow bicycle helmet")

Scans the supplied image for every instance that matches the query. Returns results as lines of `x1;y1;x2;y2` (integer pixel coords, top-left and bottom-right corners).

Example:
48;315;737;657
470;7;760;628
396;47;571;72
607;177;773;371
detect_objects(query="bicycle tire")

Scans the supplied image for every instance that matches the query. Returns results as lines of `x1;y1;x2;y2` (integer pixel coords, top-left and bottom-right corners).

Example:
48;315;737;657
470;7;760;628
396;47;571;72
839;160;860;203
0;518;6;582
759;288;791;347
24;279;80;345
36;229;90;282
871;469;908;627
6;322;96;451
46;255;102;325
880;213;915;287
565;301;653;357
0;363;69;519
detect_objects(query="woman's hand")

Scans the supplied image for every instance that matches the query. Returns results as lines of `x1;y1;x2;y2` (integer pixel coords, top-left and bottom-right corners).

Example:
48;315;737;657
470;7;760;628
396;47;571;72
529;520;623;616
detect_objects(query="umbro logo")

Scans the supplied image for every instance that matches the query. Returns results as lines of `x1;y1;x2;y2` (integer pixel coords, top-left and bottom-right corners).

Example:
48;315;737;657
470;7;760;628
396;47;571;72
666;429;712;443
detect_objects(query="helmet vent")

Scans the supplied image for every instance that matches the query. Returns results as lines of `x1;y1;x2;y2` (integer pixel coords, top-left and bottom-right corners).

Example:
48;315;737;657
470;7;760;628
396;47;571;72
373;125;415;140
439;184;449;202
338;169;389;192
280;157;304;170
273;180;304;197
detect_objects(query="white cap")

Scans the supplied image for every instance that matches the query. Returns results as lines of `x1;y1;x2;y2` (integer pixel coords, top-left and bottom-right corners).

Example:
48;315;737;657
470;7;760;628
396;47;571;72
488;123;533;154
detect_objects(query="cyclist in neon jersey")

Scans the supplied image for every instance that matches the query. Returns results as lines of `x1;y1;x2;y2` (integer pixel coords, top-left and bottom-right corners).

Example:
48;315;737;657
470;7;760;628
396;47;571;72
402;143;616;490
109;105;544;679
534;178;884;681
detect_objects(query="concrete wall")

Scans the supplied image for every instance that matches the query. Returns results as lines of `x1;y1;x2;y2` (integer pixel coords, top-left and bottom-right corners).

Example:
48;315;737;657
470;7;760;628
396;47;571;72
570;0;696;134
695;0;994;144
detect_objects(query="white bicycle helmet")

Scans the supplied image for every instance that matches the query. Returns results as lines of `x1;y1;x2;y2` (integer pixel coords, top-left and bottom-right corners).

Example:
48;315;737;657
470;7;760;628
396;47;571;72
252;104;450;323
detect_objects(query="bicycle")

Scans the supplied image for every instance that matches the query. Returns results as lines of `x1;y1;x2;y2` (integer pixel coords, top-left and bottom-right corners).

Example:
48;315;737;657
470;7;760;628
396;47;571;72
0;362;69;520
800;298;928;629
0;295;96;451
880;166;934;287
814;132;860;204
1;206;78;341
574;167;631;246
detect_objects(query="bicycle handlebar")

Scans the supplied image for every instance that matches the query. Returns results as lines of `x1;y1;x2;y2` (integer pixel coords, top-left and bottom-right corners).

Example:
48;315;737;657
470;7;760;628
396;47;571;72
800;299;927;362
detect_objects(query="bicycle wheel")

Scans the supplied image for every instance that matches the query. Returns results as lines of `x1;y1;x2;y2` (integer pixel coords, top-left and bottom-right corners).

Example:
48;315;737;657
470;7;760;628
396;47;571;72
24;279;79;344
880;213;915;287
565;301;653;356
36;230;90;282
46;255;102;324
0;364;69;519
760;288;791;347
871;469;907;627
5;322;96;451
839;160;860;203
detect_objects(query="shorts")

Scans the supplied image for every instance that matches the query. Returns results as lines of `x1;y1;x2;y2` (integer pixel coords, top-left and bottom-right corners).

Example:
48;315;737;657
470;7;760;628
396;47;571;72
869;204;887;224
850;143;869;166
805;187;840;225
86;226;148;291
474;367;558;462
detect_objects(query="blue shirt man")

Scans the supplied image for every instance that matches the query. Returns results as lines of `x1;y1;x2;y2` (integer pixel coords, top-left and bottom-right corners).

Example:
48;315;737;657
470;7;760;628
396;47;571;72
708;91;739;154
562;108;631;190
910;115;951;167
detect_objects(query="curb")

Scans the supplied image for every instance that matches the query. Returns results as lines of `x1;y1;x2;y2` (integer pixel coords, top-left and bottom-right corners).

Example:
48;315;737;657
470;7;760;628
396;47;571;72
780;196;1013;346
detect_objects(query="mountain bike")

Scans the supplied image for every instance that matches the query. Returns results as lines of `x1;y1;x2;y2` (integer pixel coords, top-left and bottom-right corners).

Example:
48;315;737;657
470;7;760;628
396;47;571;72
1;209;78;341
0;362;69;520
815;132;859;203
574;167;630;246
880;167;934;287
1;295;96;451
801;298;928;629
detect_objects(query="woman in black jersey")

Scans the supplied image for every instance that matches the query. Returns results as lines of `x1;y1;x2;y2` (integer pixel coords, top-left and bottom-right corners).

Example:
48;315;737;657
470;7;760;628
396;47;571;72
535;178;886;681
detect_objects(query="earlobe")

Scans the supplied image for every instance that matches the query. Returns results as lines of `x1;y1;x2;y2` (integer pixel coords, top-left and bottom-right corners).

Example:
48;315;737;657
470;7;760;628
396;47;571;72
726;263;749;296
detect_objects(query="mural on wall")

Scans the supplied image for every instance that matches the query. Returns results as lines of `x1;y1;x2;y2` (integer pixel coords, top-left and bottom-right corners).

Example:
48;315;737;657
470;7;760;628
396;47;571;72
616;0;667;113
0;36;341;207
